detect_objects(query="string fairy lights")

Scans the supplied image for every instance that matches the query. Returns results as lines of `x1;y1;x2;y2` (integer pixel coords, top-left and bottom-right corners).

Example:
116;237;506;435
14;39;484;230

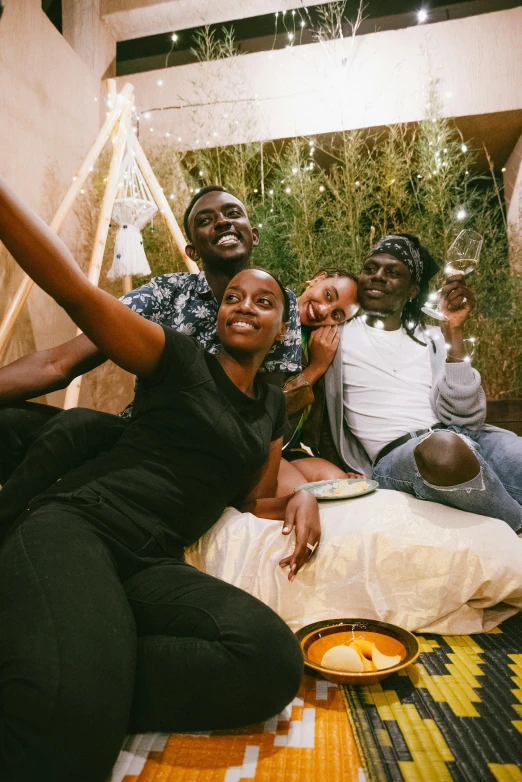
109;9;480;371
116;0;471;163
131;2;316;138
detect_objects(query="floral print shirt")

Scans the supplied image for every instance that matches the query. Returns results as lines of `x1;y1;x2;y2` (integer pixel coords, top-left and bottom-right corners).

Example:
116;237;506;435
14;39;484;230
118;271;302;417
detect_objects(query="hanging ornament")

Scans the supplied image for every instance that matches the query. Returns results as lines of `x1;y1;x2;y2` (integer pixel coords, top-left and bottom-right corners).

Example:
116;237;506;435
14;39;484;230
107;134;158;280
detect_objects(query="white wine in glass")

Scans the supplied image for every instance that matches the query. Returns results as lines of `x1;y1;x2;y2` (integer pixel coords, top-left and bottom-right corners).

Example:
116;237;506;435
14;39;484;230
422;229;483;322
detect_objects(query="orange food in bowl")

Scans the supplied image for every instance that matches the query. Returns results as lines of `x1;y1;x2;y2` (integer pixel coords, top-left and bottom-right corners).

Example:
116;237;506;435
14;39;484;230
320;638;401;672
296;619;420;685
308;630;405;667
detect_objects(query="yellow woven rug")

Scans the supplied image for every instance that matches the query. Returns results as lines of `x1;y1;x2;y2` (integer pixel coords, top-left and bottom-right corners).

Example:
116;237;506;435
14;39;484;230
342;613;522;782
111;614;522;781
111;674;363;782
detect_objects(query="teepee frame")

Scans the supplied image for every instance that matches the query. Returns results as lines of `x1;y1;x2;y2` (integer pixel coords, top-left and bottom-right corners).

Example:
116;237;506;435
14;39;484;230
0;79;198;409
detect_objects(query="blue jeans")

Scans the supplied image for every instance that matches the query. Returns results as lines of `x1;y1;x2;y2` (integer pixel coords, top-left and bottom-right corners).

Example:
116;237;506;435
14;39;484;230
372;426;522;532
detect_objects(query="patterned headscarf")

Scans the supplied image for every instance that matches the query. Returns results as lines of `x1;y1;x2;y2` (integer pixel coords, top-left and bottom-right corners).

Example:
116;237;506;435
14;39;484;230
368;234;439;284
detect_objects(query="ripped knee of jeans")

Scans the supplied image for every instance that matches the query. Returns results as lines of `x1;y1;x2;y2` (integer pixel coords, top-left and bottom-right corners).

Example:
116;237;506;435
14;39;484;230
414;430;481;487
421;466;485;493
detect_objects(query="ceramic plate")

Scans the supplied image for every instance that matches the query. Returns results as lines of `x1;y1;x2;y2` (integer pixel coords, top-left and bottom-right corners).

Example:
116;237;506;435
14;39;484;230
294;477;379;500
296;618;420;685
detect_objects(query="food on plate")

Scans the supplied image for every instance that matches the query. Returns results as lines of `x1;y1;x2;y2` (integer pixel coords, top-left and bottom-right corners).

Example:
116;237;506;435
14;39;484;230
372;645;402;670
349;639;374;658
311;480;369;498
321;638;402;672
321;645;364;672
349;640;377;671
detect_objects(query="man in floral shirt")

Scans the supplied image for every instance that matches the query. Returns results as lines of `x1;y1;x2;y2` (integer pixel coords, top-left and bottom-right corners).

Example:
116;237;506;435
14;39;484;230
121;267;301;373
0;186;301;484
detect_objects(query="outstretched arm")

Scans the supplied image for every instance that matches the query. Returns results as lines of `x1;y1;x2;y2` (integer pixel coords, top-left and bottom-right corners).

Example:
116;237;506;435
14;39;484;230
0;178;164;377
0;275;182;403
0;335;105;404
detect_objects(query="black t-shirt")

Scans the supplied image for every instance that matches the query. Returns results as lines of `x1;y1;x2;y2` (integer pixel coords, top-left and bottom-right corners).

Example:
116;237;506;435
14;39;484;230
47;327;286;552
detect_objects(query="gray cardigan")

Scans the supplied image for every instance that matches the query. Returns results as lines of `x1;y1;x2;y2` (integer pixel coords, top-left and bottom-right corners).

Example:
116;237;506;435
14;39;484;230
324;323;488;476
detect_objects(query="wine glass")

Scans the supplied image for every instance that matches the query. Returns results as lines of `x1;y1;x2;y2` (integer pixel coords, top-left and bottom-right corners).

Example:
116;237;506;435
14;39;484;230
422;229;483;321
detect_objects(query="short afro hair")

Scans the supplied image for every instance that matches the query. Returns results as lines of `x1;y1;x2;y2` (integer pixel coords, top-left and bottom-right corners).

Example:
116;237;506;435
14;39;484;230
183;185;229;241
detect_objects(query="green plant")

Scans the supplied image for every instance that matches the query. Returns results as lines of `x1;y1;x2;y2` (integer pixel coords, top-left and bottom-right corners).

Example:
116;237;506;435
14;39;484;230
85;33;521;399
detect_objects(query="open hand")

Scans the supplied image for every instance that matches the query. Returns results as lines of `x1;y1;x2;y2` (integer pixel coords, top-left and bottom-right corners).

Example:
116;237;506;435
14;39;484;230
279;489;321;581
307;326;339;376
439;274;475;329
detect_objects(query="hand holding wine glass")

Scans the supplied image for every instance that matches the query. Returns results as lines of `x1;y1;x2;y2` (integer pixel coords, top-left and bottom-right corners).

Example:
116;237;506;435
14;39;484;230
439;274;476;330
422;229;483;322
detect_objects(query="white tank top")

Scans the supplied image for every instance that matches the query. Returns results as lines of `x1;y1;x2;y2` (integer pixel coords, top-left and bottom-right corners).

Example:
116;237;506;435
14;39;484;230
341;318;440;460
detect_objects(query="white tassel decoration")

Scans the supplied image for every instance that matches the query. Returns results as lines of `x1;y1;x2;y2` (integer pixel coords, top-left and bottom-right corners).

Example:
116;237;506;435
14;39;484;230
107;141;158;280
107;199;155;279
109;223;151;279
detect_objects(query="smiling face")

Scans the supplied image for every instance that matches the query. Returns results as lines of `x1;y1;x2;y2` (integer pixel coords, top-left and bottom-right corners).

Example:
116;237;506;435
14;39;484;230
358;254;420;317
185;190;259;269
217;268;287;358
298;273;359;328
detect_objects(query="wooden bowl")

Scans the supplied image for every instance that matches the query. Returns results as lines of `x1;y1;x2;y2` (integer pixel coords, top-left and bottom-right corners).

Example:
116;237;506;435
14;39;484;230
296;618;420;685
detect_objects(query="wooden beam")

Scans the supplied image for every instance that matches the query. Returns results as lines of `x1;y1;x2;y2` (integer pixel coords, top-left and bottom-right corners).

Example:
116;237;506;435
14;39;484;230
0;82;135;358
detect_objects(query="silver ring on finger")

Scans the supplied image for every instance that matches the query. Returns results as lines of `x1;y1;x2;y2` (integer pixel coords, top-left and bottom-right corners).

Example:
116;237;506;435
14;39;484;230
462;296;467;304
307;541;318;556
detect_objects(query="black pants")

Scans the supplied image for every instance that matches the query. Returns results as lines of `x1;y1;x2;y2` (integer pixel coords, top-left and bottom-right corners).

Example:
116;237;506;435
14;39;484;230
0;402;62;482
0;489;303;782
0;405;126;537
0;402;125;485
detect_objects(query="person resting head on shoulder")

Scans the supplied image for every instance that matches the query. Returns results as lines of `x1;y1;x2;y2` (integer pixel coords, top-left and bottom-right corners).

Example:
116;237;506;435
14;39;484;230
297;268;360;380
277;268;362;494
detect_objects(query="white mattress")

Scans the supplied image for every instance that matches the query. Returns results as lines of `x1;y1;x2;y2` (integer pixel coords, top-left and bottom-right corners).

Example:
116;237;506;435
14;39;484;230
186;489;522;634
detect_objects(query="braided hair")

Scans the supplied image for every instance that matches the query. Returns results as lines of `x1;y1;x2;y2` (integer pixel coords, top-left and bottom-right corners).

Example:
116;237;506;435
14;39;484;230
402;277;429;346
377;233;437;347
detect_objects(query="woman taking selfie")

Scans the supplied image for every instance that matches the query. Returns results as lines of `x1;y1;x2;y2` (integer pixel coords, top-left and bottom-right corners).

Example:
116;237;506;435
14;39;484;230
0;178;319;782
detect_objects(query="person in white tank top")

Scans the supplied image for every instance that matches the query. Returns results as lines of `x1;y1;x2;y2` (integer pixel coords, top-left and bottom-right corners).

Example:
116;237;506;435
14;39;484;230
324;233;522;532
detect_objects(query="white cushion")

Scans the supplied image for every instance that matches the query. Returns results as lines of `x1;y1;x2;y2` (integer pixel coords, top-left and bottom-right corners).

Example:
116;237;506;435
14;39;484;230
186;489;522;634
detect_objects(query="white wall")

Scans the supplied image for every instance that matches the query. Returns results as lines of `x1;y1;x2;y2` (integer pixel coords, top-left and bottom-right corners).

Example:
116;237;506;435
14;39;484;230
62;0;116;79
101;0;332;41
0;0;103;405
113;7;522;149
505;135;522;223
